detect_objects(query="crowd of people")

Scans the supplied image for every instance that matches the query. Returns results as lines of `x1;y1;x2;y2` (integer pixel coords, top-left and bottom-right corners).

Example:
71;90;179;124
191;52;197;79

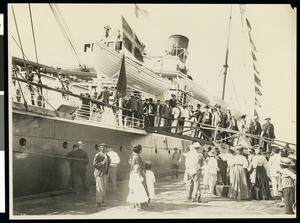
64;139;295;215
174;140;296;215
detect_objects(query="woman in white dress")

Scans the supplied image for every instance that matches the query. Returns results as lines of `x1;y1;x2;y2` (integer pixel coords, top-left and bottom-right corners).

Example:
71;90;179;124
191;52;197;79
127;164;149;210
228;146;250;200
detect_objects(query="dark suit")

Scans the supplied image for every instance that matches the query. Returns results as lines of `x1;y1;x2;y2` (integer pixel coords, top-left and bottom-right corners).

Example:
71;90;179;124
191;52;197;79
201;111;212;140
249;121;261;146
162;104;171;132
261;122;275;152
72;149;89;193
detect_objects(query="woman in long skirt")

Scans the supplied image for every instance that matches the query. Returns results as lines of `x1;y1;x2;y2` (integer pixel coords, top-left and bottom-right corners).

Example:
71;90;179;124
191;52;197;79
228;146;250;200
251;147;272;200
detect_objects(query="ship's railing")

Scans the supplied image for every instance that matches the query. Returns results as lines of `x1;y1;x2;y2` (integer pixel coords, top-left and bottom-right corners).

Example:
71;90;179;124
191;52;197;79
147;113;296;152
12;76;145;130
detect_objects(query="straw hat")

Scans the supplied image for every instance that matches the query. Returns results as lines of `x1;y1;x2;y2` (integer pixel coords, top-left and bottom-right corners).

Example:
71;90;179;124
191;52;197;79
280;157;294;167
77;141;84;146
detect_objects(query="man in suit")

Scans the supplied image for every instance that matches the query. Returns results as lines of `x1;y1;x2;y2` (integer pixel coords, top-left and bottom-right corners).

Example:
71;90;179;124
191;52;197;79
249;116;262;146
261;117;275;152
72;141;90;195
154;100;164;127
94;143;111;207
201;105;212;141
127;94;138;126
162;100;171;132
169;94;177;108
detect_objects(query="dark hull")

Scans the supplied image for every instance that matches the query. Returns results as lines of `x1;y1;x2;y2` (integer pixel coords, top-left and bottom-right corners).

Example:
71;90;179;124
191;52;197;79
12;110;213;198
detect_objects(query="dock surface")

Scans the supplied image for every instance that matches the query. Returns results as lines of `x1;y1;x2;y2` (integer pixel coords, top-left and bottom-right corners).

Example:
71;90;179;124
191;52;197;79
13;176;295;219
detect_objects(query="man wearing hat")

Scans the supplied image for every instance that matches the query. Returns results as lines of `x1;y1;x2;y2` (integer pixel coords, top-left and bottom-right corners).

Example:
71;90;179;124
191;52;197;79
97;85;113;105
278;157;296;214
193;104;202;137
261;117;275;152
249;116;262;146
268;146;282;197
93;143;111;207
162;100;171;132
169;94;177;108
185;142;204;202
171;102;181;133
200;105;212;140
72;141;90;195
171;148;181;179
136;95;144;126
212;105;223;140
127;94;138;125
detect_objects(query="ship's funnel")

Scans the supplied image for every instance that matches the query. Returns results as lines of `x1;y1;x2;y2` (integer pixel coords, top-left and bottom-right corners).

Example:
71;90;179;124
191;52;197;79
167;35;189;63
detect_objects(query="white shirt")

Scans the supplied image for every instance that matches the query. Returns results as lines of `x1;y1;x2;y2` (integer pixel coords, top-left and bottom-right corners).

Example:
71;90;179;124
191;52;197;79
185;148;203;174
107;150;120;167
182;108;190;119
268;153;281;177
207;157;219;174
172;107;181;119
230;154;248;169
252;154;268;169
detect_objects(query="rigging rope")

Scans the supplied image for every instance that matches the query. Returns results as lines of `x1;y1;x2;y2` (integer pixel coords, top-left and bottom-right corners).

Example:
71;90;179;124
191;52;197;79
228;68;241;111
28;4;39;65
11;6;28;72
48;4;82;67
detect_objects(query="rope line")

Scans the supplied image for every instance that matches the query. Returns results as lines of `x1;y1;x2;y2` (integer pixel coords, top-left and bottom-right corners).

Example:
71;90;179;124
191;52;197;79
28;4;39;65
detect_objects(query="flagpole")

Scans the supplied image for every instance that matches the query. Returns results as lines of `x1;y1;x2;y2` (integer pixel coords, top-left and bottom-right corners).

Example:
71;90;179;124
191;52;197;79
221;5;233;101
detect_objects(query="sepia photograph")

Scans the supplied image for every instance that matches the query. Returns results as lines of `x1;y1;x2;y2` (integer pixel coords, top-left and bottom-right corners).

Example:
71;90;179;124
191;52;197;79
8;3;296;219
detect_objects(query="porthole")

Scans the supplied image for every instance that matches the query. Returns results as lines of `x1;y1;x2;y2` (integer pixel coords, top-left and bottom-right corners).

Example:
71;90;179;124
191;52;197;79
120;146;123;152
19;138;27;146
63;142;68;149
155;149;158;154
95;144;99;150
168;150;171;154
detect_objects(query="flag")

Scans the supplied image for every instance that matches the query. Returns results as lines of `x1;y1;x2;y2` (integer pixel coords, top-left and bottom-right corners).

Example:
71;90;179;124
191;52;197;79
254;73;262;86
246;18;252;31
122;16;145;62
251;51;257;61
255;86;262;96
115;54;127;101
134;4;149;18
253;63;259;74
255;97;262;107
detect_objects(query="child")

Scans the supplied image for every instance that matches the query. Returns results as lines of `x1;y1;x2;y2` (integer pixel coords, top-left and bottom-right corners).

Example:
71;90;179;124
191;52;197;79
145;161;156;205
201;157;209;194
127;164;149;211
278;157;296;215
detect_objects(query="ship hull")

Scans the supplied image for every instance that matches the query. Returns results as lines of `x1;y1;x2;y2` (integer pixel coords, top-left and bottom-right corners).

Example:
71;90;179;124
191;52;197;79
12;110;213;198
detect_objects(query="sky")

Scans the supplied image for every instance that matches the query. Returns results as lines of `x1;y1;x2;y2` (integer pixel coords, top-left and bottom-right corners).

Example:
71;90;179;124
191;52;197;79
8;4;296;144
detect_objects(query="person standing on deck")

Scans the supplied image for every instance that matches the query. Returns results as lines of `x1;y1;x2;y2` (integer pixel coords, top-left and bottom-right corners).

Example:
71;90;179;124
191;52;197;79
106;147;120;192
162;100;172;132
201;105;212;141
249;116;262;146
94;143;111;207
154;100;163;127
171;102;181;133
169;94;177;109
212;105;223;140
261;117;275;153
72;141;90;195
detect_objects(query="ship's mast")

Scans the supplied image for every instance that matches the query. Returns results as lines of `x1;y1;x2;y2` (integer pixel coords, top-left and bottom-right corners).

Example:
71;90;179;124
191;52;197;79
221;5;233;100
